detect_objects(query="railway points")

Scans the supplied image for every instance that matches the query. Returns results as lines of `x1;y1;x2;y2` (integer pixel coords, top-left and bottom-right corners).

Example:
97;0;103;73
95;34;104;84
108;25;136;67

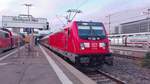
0;45;96;84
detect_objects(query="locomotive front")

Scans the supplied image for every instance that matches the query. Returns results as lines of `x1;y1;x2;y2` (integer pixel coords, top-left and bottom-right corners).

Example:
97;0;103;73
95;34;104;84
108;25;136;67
74;21;113;66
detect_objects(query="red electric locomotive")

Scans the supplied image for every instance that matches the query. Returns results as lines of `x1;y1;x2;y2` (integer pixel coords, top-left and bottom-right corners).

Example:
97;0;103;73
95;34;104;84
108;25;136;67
0;29;24;53
41;21;113;67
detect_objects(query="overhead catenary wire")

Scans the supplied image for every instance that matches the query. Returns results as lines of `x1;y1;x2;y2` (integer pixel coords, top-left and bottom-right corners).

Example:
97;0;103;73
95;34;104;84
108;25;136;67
76;0;90;9
49;0;90;30
66;0;89;22
56;15;66;26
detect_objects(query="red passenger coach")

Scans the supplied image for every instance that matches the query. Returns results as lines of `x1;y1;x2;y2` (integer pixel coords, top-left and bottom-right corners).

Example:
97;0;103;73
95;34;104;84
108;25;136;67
41;21;113;67
0;30;12;53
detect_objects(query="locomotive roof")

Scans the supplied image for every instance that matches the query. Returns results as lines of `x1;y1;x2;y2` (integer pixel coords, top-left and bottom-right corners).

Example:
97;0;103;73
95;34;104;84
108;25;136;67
75;21;103;23
50;21;104;35
71;21;103;25
41;34;50;40
11;32;20;36
0;29;9;34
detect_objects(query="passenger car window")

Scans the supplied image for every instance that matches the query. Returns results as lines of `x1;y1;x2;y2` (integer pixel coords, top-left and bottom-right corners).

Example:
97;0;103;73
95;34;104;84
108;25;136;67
0;32;3;38
4;33;9;38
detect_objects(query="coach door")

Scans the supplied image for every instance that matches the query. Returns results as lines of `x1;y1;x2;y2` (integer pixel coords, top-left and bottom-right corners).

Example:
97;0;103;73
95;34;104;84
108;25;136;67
122;35;127;46
64;28;70;50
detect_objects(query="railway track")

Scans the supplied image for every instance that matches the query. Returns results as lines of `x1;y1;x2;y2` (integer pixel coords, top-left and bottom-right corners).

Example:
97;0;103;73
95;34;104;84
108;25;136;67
84;70;126;84
42;44;126;84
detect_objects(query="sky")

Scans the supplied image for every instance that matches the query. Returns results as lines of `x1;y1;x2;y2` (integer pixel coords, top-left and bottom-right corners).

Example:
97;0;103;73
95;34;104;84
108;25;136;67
1;0;150;32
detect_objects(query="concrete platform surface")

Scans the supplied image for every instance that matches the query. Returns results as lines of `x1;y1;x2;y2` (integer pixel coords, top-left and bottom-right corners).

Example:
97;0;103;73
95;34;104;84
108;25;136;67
0;45;96;84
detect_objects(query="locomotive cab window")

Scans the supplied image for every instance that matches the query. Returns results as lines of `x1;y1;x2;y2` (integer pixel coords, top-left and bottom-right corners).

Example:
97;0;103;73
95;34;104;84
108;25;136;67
77;22;106;40
0;32;3;38
4;33;9;38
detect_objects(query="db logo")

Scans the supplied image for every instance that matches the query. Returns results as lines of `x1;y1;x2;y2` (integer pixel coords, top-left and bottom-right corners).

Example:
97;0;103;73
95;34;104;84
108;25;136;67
91;43;97;47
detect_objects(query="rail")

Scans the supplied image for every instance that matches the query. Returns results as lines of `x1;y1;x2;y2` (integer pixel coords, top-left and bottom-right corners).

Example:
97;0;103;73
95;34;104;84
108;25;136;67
97;70;126;84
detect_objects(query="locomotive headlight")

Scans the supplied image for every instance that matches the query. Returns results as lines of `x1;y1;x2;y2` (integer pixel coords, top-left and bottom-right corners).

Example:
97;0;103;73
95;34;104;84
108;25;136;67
80;42;90;50
99;43;106;47
80;43;85;50
97;37;100;40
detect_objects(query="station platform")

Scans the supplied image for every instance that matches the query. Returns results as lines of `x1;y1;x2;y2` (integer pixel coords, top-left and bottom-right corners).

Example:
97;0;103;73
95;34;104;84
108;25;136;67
110;46;149;52
0;45;96;84
110;46;149;58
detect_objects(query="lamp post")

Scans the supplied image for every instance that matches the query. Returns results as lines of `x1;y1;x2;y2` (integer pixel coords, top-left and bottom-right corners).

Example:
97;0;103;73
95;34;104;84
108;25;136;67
24;3;34;52
106;14;111;34
24;3;32;17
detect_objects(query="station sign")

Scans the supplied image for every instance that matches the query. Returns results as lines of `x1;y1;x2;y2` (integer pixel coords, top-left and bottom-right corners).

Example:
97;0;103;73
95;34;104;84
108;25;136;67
2;15;48;29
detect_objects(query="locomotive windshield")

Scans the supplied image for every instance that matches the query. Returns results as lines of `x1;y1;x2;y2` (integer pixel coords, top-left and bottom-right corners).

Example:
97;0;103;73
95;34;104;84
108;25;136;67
77;22;106;40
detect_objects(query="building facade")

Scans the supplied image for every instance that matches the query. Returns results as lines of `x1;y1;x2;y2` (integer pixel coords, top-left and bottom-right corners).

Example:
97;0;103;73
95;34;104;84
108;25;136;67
120;18;150;34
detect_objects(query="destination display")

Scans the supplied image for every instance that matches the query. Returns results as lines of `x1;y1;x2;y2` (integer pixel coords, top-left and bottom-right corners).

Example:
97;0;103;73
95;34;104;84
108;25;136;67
2;15;47;29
